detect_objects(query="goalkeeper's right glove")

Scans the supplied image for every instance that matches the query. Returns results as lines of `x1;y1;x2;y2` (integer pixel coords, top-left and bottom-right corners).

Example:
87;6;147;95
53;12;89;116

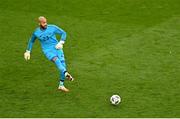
24;50;30;61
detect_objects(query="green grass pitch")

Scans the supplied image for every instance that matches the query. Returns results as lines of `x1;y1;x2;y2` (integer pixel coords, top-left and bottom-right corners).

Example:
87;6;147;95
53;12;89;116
0;0;180;117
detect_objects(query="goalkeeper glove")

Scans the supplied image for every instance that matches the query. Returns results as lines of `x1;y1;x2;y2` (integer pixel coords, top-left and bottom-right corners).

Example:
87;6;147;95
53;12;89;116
24;50;30;61
55;41;65;49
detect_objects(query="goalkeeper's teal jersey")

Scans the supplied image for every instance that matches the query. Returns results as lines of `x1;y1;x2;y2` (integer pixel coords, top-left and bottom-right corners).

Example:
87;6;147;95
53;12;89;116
26;24;66;52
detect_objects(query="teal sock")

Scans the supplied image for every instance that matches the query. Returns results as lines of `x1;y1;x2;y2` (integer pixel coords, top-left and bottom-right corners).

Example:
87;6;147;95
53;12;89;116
59;80;64;86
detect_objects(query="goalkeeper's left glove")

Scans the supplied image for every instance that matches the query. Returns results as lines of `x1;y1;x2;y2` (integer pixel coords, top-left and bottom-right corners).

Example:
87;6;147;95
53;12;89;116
55;41;65;49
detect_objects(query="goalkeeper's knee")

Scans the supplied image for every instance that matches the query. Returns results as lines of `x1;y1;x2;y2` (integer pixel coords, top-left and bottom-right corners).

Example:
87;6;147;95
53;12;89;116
53;57;66;73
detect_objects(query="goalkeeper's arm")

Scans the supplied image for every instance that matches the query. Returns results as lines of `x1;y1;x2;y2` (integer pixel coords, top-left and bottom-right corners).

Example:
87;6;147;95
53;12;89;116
54;25;67;49
24;33;36;61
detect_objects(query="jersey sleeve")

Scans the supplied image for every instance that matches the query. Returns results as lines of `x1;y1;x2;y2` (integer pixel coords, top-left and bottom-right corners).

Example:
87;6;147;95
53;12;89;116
26;32;36;52
54;25;67;41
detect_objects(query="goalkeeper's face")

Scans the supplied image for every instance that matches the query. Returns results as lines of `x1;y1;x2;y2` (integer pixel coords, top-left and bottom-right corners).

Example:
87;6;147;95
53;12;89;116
39;17;47;29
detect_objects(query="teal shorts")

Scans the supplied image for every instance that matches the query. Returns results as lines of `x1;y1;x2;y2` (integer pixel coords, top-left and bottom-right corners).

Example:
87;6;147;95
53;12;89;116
44;48;65;61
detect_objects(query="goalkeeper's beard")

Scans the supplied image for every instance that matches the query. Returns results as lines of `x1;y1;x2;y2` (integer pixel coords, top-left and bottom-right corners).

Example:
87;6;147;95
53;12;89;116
40;25;47;29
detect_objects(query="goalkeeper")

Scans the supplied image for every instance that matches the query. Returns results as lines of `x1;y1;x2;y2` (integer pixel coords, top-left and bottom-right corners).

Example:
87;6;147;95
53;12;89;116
24;16;74;92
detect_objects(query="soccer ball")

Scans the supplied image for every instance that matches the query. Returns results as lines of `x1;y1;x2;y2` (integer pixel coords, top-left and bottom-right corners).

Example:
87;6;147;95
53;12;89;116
110;95;121;105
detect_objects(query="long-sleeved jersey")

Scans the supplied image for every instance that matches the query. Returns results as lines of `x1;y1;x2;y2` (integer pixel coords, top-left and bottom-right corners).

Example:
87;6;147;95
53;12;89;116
26;24;66;52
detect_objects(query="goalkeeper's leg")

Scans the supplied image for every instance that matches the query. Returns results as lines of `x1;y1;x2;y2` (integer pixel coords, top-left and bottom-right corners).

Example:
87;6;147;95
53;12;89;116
61;60;74;81
52;57;69;92
57;50;74;81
